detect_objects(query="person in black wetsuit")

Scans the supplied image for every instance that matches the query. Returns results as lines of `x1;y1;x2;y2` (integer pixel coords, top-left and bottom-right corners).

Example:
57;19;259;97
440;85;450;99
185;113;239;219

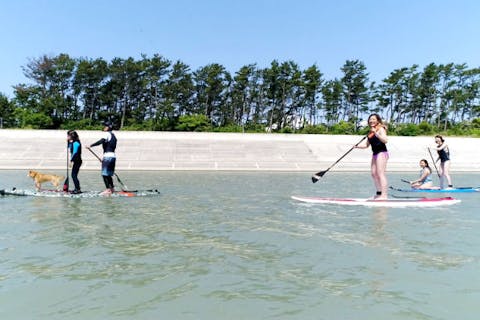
355;114;389;199
67;130;82;194
87;121;117;195
434;135;453;188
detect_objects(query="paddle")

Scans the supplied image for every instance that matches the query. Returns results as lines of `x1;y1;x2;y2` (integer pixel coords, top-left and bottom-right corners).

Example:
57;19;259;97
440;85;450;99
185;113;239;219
427;147;441;178
311;135;367;183
63;142;69;192
401;179;411;184
87;147;129;191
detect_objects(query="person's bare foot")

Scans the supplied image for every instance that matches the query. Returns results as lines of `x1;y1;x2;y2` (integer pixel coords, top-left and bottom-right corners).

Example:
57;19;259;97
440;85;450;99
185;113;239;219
100;189;113;196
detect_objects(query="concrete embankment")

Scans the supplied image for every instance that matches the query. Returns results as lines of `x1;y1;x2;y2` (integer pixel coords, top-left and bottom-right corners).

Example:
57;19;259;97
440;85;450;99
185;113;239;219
0;129;478;172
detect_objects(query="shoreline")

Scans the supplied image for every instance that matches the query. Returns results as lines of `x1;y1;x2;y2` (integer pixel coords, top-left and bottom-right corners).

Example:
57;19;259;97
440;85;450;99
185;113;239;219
1;129;479;172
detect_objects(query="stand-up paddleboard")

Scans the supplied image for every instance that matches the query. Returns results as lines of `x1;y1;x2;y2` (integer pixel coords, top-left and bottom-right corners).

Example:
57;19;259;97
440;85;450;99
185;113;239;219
1;188;160;198
390;186;480;193
291;195;460;207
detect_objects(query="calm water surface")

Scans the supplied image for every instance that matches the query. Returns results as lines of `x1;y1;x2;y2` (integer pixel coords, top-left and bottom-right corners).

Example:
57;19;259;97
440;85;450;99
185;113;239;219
1;170;479;319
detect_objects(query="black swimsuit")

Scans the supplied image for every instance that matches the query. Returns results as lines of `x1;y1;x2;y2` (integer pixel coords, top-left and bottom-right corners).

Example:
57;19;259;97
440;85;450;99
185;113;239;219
437;145;450;162
368;135;388;155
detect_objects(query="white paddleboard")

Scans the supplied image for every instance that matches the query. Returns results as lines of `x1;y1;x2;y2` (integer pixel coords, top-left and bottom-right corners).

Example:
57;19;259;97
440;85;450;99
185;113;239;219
1;188;160;198
291;195;461;208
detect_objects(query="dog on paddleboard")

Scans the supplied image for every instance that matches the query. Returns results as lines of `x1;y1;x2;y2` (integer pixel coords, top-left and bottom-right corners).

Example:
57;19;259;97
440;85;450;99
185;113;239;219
28;170;64;191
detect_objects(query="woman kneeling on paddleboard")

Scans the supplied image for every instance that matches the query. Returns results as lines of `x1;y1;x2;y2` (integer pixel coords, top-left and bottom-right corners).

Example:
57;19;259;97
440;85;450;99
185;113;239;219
410;159;436;189
355;114;389;200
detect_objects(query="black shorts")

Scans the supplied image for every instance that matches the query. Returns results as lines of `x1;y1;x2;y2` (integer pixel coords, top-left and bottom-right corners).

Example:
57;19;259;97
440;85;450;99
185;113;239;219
101;157;116;176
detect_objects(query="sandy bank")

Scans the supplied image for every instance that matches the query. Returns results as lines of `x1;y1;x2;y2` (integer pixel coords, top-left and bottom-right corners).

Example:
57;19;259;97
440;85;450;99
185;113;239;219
0;129;478;172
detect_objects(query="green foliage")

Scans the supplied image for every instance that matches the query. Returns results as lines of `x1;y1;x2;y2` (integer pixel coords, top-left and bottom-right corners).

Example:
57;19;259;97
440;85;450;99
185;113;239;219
330;121;356;134
117;123;146;131
175;114;211;132
14;108;54;129
357;125;371;136
384;122;396;134
395;123;421;136
446;124;466;136
0;93;15;128
471;118;480;128
468;128;480;137
417;121;434;135
60;119;99;130
6;53;480;133
299;124;328;134
212;125;244;133
243;123;267;133
279;127;294;133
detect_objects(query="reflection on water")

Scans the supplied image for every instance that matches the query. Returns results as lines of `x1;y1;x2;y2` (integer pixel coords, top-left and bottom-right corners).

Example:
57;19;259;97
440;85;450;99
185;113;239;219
1;171;480;319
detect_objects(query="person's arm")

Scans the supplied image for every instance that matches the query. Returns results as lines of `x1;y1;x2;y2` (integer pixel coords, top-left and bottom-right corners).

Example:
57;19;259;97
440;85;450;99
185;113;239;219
89;138;105;148
89;132;111;149
412;168;429;184
71;142;80;161
436;143;447;151
355;139;370;149
374;127;388;144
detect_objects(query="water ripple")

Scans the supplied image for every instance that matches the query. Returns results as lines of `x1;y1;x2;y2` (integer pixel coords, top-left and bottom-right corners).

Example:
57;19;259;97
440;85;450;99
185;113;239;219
1;171;480;319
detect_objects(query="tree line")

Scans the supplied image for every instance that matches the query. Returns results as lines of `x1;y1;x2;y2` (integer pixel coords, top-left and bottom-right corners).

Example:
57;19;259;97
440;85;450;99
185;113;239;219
1;53;480;135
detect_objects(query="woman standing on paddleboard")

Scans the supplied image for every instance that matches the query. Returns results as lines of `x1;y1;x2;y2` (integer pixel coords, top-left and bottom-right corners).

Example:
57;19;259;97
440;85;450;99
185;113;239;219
67;130;82;194
355;114;389;199
434;135;453;188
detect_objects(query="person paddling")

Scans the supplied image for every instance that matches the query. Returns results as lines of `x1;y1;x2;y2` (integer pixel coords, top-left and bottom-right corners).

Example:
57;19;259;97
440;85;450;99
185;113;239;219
67;130;83;194
354;114;389;199
434;135;453;189
87;121;117;195
410;159;436;189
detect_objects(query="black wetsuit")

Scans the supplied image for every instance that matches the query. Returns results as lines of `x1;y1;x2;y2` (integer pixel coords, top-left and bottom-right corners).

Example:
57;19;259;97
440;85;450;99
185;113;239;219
69;140;82;191
91;132;117;190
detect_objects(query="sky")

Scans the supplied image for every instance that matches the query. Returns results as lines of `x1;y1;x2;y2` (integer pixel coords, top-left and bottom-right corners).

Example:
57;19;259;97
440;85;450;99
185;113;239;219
1;0;479;98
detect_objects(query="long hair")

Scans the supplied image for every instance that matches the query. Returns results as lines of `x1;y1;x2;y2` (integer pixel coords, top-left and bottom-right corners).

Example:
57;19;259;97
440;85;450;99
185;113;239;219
368;113;388;131
68;130;80;142
420;159;431;173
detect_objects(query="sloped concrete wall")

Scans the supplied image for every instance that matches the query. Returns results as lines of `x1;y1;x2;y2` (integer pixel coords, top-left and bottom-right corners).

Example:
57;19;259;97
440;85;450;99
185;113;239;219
0;129;478;172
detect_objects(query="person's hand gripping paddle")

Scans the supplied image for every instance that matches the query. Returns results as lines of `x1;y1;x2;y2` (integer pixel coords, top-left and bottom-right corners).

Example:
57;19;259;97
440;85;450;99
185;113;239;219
311;135;368;183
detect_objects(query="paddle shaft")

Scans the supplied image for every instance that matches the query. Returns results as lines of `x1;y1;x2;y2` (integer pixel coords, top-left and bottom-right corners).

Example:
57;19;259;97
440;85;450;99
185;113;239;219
427;147;441;178
312;135;367;182
87;147;128;191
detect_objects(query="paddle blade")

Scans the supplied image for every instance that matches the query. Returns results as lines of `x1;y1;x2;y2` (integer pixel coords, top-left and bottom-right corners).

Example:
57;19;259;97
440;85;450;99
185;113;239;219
311;171;325;183
63;178;69;192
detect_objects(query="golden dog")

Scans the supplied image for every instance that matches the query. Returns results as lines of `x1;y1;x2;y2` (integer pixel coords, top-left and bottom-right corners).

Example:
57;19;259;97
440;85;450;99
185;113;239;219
28;170;65;191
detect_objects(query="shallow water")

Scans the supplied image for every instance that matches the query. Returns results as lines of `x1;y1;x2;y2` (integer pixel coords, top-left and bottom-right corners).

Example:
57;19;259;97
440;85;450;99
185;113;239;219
1;170;479;319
